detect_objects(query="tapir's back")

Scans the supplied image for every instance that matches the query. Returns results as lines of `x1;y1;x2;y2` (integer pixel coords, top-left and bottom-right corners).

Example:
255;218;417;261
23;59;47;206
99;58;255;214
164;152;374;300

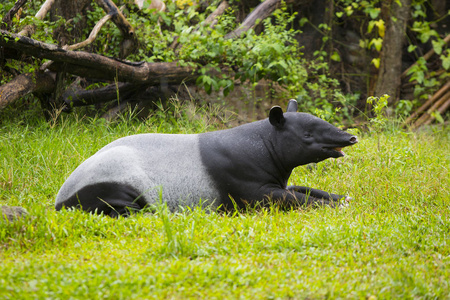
55;133;220;212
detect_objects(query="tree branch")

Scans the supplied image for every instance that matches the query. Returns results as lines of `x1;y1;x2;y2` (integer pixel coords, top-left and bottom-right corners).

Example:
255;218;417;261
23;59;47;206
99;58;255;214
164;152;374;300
171;1;229;51
17;0;55;37
224;0;281;39
96;0;134;38
1;0;28;30
204;1;230;28
63;12;113;51
96;0;137;58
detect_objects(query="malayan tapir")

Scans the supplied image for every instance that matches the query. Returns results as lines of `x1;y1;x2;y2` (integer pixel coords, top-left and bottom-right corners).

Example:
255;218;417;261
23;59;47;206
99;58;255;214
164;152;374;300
55;99;358;216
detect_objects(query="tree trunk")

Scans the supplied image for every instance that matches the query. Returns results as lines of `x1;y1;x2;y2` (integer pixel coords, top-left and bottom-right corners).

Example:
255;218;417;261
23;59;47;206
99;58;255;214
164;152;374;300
374;0;411;103
49;0;92;45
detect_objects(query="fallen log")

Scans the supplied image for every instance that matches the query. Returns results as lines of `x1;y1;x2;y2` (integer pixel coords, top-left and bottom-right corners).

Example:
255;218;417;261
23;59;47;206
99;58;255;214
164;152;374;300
62;81;142;108
0;30;197;85
0;71;55;110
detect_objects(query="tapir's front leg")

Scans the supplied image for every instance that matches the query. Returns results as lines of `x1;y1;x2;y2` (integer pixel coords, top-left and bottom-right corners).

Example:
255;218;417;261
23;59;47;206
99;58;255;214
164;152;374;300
287;186;349;202
265;188;338;209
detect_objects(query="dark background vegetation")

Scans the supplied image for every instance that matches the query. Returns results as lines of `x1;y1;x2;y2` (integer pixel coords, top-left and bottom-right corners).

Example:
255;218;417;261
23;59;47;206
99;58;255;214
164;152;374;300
0;0;449;127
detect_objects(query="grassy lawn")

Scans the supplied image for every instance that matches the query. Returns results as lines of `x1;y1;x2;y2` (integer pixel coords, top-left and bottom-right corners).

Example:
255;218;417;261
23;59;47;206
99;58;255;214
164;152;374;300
1;106;449;299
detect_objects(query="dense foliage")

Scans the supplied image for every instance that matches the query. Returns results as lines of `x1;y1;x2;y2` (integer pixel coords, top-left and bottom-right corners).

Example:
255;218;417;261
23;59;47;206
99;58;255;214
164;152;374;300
0;0;449;124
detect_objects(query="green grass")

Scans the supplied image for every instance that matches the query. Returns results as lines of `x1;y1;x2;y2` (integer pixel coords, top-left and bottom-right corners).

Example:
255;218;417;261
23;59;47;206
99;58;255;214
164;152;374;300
1;104;449;299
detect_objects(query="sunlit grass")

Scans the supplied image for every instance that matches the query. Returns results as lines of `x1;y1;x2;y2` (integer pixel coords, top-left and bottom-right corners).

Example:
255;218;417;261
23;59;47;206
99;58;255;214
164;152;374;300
1;103;449;299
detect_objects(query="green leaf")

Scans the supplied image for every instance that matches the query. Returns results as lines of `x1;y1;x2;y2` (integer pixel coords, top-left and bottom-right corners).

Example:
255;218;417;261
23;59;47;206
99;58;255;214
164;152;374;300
331;51;341;62
366;7;381;19
299;17;308;27
410;70;425;84
431;39;443;55
336;12;344;18
407;45;417;53
419;29;438;43
359;39;368;49
431;111;444;124
440;51;450;70
367;21;375;34
371;58;380;68
369;38;383;52
375;19;385;37
345;6;354;16
196;75;204;86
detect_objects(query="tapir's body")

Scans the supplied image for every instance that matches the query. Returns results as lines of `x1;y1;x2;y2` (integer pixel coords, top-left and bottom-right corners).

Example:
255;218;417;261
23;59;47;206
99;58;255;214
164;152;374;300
55;100;358;216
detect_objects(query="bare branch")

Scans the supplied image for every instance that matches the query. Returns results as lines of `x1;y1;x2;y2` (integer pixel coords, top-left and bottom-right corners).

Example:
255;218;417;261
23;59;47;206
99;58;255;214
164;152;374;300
224;0;281;39
204;1;230;28
171;1;230;51
17;0;55;37
423;94;450;126
95;0;137;58
1;0;28;30
96;0;134;38
63;13;113;51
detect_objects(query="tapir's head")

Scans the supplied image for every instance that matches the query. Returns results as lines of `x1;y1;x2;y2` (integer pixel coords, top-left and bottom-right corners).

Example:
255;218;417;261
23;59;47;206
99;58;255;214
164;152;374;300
269;99;358;167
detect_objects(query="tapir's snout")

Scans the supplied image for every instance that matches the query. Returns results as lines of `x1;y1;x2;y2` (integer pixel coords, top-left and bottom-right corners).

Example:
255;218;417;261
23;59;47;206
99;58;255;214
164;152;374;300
337;132;358;146
349;136;358;144
324;133;358;158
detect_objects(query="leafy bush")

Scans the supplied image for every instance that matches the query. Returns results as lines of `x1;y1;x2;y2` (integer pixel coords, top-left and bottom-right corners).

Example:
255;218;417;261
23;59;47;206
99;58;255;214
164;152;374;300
1;1;353;123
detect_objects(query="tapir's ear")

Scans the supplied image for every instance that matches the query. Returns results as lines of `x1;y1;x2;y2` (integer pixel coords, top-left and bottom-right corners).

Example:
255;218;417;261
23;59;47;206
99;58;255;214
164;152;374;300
269;106;285;129
286;99;298;112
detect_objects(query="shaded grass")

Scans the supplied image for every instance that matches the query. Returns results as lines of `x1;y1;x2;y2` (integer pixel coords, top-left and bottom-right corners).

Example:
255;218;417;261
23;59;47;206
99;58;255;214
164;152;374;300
0;106;449;299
